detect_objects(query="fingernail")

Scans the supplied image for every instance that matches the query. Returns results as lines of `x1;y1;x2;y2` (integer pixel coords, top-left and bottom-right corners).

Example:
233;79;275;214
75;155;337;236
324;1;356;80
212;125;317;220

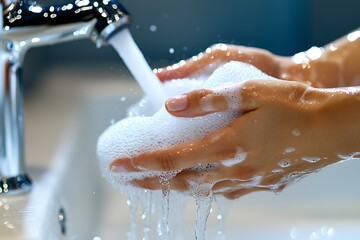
166;95;188;112
110;165;127;173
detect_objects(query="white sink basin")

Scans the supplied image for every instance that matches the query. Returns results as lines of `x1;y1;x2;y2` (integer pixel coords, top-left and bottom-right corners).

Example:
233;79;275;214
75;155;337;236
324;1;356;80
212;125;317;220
1;74;360;240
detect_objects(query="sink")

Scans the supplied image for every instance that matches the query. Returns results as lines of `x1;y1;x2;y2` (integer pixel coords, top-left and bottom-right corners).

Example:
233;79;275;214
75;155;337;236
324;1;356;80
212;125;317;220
1;70;360;239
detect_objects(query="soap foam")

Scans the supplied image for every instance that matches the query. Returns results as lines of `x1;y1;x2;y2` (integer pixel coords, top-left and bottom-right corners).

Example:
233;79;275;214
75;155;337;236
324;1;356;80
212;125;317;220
97;62;277;238
220;147;247;167
97;62;276;191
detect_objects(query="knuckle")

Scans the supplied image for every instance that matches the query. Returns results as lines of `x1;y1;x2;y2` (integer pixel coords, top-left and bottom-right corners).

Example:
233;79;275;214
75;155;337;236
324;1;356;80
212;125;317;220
189;89;213;103
187;89;215;112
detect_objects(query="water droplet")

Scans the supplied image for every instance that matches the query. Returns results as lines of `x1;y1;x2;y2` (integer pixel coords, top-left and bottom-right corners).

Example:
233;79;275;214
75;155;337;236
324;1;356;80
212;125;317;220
327;228;335;236
284;147;296;153
301;156;321;163
290;227;299;239
278;159;291;168
292;128;301;136
149;25;157;32
347;30;360;42
169;48;175;54
306;46;324;60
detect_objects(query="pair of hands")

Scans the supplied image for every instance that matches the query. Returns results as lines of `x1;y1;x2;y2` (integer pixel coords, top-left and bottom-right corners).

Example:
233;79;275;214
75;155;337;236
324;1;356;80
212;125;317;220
111;39;360;199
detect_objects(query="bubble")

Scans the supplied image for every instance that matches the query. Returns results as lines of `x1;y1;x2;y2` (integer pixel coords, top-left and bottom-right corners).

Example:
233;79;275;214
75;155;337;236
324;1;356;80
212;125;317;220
220;148;247;167
169;48;175;54
338;152;360;160
278;159;291;168
347;30;360;42
149;25;157;32
327;228;335;236
284;147;296;153
292;128;301;136
306;46;324;61
301;156;321;163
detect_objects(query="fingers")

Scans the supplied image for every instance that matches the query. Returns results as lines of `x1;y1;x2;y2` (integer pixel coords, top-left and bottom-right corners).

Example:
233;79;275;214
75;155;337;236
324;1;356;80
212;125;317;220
165;82;262;117
165;89;230;117
165;78;313;118
155;44;281;82
155;44;238;81
111;128;239;172
130;163;257;191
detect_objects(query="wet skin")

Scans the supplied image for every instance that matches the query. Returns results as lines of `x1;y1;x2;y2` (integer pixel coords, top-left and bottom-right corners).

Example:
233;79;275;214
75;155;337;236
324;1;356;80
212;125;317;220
111;29;360;199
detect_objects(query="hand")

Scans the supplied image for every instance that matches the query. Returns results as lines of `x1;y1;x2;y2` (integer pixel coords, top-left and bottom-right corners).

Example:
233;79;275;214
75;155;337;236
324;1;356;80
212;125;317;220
156;32;360;88
155;44;287;82
111;79;360;199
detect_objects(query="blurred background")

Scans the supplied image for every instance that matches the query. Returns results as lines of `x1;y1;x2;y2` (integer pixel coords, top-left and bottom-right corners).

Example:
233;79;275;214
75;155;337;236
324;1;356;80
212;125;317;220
23;0;360;90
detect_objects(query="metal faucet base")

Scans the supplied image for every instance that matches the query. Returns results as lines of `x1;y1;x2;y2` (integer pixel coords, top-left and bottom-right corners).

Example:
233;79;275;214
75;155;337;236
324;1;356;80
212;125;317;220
0;175;32;195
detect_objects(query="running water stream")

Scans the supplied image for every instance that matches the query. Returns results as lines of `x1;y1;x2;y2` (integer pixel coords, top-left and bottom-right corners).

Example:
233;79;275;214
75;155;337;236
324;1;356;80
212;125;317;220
109;29;166;110
107;29;231;239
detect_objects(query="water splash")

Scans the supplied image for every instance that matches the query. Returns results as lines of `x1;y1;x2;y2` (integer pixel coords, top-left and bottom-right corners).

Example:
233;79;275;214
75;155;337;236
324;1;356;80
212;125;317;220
158;172;178;240
195;193;213;240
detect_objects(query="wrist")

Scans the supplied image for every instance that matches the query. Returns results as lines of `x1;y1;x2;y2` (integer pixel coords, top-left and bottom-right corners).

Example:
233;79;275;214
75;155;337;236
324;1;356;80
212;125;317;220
277;53;342;88
315;87;360;159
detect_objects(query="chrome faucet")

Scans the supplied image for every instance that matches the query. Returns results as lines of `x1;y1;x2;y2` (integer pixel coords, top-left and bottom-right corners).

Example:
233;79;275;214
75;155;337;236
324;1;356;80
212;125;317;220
0;0;130;194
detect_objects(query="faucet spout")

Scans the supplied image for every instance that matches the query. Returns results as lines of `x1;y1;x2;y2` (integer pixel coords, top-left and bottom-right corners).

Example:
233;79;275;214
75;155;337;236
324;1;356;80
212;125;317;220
2;0;130;40
0;0;130;195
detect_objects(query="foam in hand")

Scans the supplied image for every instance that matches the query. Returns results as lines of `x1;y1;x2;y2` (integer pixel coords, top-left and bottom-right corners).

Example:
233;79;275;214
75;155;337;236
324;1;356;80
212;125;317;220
97;62;276;189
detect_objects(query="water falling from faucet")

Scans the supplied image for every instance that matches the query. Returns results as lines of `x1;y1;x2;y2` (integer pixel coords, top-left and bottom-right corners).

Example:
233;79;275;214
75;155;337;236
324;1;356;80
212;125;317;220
109;29;166;110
